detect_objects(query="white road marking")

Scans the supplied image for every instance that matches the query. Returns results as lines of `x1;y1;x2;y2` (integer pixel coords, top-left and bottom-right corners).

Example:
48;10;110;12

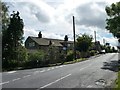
40;74;71;89
34;71;40;74
23;75;31;78
80;67;86;71
55;66;59;68
40;70;45;73
47;69;51;71
12;78;21;81
87;85;93;88
7;71;16;74
80;64;93;71
51;67;55;69
0;81;10;85
59;66;63;68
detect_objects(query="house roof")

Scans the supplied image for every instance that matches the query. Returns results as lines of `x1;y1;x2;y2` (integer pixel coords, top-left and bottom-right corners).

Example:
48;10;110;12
28;36;73;47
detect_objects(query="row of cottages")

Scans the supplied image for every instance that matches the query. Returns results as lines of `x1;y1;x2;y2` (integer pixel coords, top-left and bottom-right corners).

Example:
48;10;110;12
25;32;74;53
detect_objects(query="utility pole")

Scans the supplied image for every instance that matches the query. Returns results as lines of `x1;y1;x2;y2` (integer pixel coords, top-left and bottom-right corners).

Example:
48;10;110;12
94;31;96;42
73;16;76;60
103;39;105;45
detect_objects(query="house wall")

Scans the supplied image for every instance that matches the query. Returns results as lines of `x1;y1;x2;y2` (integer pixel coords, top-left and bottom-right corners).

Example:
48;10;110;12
25;37;39;50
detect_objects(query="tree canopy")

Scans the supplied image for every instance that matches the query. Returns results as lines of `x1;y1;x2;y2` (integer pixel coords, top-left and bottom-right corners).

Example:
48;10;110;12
105;1;120;38
76;34;93;52
2;9;25;69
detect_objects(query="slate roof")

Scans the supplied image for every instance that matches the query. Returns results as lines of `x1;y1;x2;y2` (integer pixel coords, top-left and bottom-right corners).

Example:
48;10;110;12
28;36;73;47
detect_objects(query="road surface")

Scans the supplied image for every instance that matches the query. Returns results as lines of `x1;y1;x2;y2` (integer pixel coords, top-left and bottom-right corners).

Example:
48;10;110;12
1;53;118;89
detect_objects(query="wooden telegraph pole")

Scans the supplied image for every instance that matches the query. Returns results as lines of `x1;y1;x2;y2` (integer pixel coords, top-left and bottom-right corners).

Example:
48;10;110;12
73;16;76;60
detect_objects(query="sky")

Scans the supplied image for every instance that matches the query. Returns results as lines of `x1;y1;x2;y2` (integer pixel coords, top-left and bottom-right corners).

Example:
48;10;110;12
2;0;119;47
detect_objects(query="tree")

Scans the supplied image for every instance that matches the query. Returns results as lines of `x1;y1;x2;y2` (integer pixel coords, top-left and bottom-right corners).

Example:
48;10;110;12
1;1;9;31
76;34;93;52
105;2;120;38
2;11;24;69
76;34;93;58
1;2;10;69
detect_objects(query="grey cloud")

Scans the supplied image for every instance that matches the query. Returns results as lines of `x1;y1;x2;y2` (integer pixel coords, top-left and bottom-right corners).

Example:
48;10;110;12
34;11;50;23
9;2;51;23
66;2;107;29
27;3;50;23
75;2;107;29
43;0;64;8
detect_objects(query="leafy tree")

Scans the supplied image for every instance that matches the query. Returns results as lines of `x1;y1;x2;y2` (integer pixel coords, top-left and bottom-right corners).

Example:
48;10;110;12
2;11;24;69
105;2;120;38
76;34;93;58
1;2;10;69
1;1;9;30
76;34;93;52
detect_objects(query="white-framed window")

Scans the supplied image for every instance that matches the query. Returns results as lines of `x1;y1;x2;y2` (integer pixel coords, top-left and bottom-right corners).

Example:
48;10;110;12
29;42;35;47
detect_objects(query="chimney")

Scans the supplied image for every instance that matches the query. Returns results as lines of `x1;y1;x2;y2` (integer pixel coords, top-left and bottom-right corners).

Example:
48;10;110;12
64;35;68;41
38;31;42;38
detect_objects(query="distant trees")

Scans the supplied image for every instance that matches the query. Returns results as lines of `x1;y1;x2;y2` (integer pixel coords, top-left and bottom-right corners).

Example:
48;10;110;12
105;1;120;38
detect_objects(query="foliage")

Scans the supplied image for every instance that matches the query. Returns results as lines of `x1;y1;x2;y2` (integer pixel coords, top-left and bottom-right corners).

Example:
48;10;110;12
76;34;93;52
105;2;120;38
100;45;105;50
2;11;25;70
17;46;28;66
89;50;96;56
1;1;9;30
66;50;74;62
25;50;46;68
47;45;61;64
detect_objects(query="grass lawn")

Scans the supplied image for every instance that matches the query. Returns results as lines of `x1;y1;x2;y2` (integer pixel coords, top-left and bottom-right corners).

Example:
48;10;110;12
115;67;120;89
117;71;120;88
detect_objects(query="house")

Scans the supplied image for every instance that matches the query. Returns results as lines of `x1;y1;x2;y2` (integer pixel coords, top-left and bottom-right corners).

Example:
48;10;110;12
25;32;73;53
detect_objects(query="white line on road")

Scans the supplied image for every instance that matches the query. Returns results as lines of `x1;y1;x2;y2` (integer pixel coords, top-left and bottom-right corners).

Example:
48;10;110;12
34;71;40;74
47;69;51;71
12;78;21;81
7;71;17;74
87;85;93;88
80;64;93;71
0;81;10;85
80;67;86;71
40;70;45;73
51;67;55;69
40;74;71;89
55;66;60;69
23;75;31;78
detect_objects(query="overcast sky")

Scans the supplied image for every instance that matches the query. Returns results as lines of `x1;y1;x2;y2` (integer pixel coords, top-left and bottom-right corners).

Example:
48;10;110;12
3;0;120;47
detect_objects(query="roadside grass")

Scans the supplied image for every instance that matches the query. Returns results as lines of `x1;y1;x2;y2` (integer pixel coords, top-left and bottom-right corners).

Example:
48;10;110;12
117;70;120;88
115;66;120;89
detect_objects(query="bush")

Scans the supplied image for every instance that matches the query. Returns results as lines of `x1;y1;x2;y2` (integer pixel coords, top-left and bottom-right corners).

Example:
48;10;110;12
66;50;74;62
24;50;46;68
89;50;96;56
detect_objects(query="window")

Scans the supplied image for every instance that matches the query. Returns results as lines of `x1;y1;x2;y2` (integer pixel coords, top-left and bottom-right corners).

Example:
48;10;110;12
29;42;35;47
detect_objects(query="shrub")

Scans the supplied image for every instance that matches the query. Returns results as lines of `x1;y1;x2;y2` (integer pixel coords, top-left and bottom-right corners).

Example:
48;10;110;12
89;50;96;56
25;50;46;68
66;50;74;62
